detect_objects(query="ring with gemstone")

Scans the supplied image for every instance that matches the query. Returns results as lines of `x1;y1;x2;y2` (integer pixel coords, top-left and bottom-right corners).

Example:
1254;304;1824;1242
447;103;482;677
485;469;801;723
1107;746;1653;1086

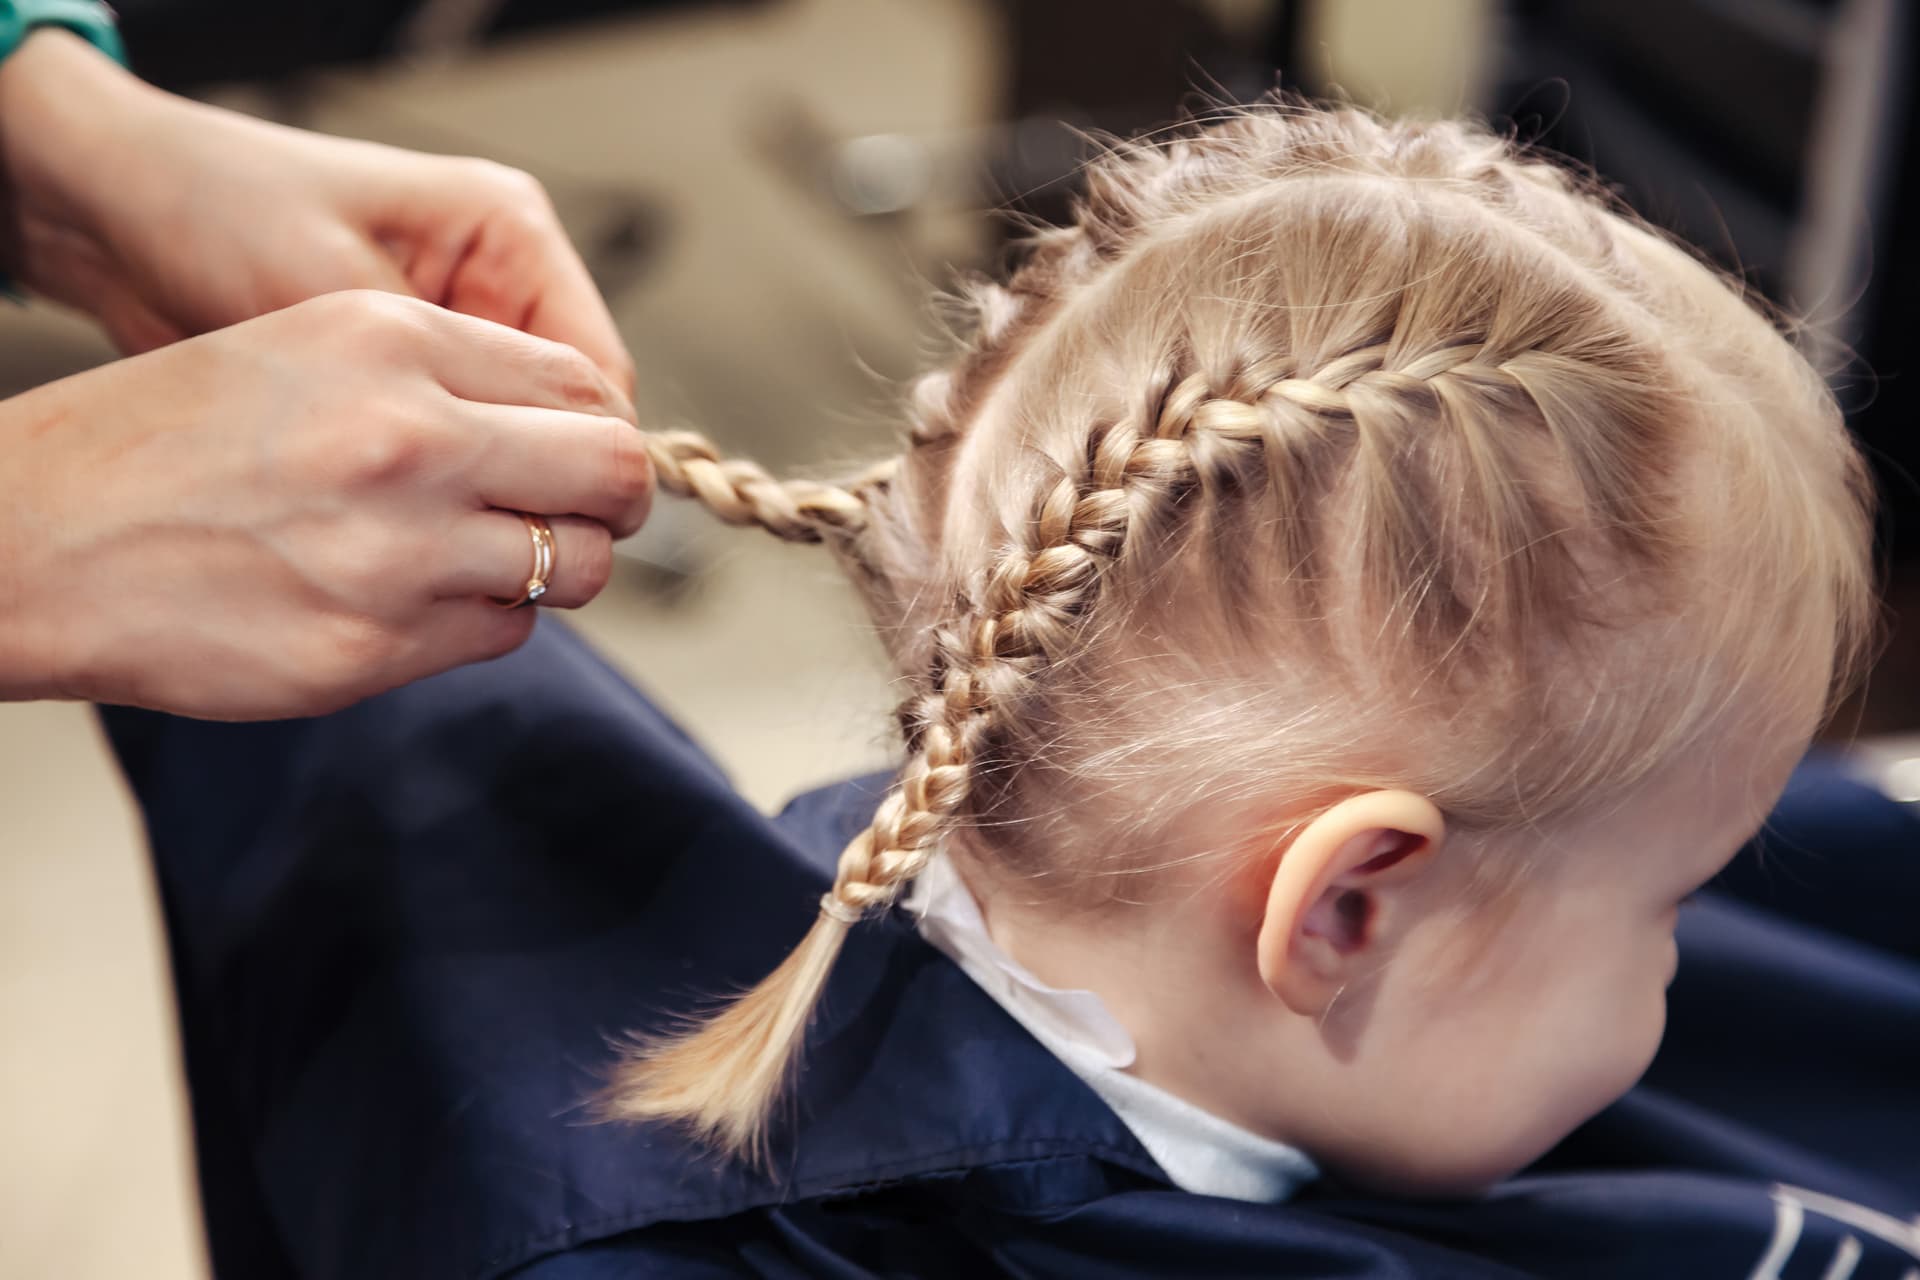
495;512;556;609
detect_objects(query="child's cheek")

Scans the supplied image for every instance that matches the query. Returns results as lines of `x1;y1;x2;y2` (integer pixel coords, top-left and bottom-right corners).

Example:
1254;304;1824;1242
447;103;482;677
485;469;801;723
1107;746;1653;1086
1586;956;1673;1113
1522;955;1672;1160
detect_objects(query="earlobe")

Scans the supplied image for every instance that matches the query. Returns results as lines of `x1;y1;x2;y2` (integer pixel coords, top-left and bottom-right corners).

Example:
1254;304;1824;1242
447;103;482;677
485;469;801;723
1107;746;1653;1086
1254;790;1446;1018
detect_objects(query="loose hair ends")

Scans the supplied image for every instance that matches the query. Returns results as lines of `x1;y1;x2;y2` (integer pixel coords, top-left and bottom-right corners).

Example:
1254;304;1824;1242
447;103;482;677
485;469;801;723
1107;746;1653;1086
600;905;855;1168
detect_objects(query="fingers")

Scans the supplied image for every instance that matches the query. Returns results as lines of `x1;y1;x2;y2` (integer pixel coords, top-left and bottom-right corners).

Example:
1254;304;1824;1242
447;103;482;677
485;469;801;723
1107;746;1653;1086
437;510;616;610
397;160;638;399
518;240;637;401
413;302;636;423
398;596;540;682
434;195;636;399
459;402;653;537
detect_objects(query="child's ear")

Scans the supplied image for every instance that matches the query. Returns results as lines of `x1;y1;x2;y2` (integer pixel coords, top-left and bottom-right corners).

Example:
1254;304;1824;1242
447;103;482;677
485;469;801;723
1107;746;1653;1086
1254;790;1446;1018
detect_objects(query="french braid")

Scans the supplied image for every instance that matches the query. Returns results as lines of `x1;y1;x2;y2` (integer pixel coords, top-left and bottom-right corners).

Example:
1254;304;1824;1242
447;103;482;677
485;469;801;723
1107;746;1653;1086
601;104;1875;1166
609;340;1577;1160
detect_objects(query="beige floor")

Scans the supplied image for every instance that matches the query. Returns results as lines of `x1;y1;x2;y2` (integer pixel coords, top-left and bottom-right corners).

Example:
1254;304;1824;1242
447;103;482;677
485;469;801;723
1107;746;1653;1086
0;1;994;1273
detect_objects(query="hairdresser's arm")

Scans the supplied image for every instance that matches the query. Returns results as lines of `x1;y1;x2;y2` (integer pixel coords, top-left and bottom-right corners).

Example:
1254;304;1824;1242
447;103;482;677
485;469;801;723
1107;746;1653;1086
0;28;634;393
0;290;653;719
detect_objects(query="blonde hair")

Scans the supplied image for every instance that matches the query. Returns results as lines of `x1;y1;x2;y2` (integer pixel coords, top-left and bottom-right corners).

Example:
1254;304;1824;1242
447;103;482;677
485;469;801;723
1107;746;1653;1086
603;106;1876;1162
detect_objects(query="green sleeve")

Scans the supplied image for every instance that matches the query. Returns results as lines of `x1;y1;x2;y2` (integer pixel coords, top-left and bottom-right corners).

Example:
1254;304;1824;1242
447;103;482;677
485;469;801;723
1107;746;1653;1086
0;1;125;66
0;0;127;302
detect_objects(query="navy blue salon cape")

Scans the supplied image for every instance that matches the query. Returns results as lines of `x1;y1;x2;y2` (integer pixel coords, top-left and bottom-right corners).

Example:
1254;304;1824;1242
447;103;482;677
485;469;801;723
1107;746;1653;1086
102;620;1920;1279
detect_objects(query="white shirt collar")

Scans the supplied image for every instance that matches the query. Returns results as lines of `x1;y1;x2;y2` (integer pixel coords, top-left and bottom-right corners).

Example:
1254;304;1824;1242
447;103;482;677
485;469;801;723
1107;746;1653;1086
903;852;1320;1203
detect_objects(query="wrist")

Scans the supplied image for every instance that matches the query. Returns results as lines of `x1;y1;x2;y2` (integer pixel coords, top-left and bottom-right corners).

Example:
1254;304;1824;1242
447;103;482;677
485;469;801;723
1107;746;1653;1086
0;27;155;275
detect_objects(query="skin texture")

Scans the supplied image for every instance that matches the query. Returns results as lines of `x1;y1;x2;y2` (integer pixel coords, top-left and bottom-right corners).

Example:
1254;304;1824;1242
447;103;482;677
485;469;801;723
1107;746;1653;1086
984;720;1815;1198
0;31;650;718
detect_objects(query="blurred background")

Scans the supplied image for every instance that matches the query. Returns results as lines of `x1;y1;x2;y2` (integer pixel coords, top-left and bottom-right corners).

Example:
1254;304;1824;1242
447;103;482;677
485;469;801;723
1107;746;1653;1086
0;0;1912;1274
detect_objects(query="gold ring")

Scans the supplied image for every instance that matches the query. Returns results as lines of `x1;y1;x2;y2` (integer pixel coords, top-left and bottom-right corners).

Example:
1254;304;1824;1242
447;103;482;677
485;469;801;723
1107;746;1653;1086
495;512;556;609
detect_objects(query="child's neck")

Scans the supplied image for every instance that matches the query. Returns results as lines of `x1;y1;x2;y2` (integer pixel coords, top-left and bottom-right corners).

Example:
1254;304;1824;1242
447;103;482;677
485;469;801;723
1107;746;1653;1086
963;857;1330;1151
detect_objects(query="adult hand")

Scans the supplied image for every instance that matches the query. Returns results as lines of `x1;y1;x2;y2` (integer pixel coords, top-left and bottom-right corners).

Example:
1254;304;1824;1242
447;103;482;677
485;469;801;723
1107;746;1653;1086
0;28;634;394
0;291;652;719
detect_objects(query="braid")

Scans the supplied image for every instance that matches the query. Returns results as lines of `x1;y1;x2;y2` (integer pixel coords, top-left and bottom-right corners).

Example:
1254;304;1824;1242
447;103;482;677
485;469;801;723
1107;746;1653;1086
643;431;867;543
606;337;1601;1162
907;141;1185;454
597;105;1833;1170
603;396;1187;1157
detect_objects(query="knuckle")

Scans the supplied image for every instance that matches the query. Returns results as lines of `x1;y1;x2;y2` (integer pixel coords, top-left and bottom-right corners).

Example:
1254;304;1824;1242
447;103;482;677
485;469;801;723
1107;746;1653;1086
333;418;440;488
501;200;550;242
311;611;401;688
329;286;415;325
471;158;551;210
544;344;610;411
302;287;374;319
317;289;430;356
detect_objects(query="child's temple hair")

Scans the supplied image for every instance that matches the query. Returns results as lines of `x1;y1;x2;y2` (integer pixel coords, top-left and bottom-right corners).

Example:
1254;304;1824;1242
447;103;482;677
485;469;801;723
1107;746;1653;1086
604;105;1877;1162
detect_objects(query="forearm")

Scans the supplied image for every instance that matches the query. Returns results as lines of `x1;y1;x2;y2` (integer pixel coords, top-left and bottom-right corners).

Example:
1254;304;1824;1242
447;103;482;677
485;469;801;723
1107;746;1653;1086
0;27;155;279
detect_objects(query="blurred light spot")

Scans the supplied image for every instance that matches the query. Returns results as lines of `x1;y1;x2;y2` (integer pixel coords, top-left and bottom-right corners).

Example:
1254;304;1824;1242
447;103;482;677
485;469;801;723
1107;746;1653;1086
832;134;933;216
1881;756;1920;803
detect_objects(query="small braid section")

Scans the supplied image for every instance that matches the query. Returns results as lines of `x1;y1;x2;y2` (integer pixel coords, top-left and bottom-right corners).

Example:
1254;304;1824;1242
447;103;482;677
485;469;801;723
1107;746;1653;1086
875;128;1287;626
644;430;868;543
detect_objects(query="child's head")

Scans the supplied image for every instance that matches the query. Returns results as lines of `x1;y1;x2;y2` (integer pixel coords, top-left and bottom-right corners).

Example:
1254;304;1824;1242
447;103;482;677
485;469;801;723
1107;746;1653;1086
609;106;1876;1191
